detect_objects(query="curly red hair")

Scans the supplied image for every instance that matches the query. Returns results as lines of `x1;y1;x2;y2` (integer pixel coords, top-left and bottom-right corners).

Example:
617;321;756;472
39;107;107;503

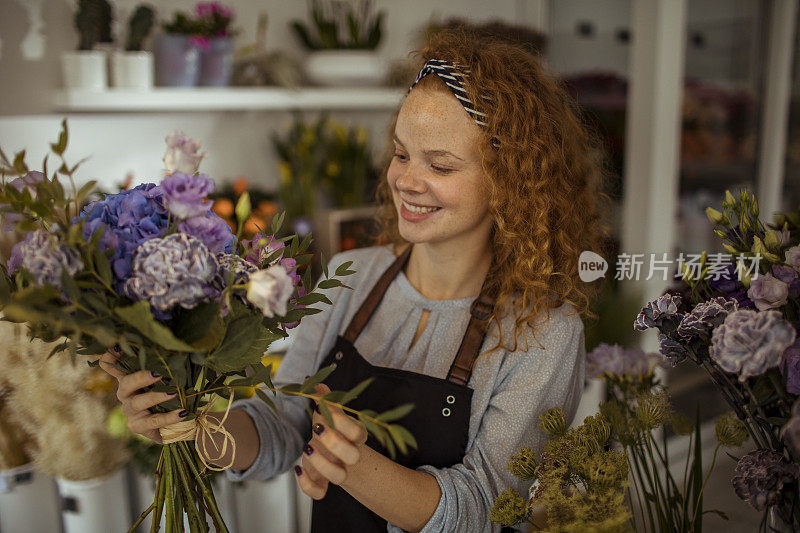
373;27;613;356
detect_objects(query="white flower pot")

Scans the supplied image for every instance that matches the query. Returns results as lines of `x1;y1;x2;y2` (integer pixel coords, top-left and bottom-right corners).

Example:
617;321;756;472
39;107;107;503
57;469;129;533
304;50;386;87
111;50;154;90
133;469;239;531
0;463;62;533
61;50;108;91
234;470;296;532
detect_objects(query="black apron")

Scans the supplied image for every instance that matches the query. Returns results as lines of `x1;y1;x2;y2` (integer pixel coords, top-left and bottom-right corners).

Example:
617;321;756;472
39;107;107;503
310;244;516;532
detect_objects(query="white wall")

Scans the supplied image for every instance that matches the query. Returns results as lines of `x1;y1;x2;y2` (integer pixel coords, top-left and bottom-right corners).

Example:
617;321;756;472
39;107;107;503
0;0;539;190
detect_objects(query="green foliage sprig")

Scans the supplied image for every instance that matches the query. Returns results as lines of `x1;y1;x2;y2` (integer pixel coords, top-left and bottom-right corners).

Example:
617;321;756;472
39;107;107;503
291;0;385;51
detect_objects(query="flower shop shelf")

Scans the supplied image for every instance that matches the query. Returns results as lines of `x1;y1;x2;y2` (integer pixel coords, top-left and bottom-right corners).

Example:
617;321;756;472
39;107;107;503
53;87;405;112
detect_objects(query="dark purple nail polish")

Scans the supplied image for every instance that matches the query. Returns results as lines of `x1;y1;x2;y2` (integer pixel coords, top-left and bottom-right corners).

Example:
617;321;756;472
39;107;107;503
304;375;310;380
312;423;324;436
303;443;314;456
112;344;120;353
151;371;161;378
178;410;188;418
294;465;302;476
167;391;177;396
313;404;320;414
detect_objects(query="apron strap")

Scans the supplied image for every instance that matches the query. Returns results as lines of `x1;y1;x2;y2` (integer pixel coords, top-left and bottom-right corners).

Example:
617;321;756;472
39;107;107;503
343;243;413;343
343;243;496;387
446;281;495;386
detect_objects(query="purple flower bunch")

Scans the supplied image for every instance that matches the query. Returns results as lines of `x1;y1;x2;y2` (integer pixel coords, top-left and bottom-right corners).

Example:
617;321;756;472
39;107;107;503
708;263;755;309
0;171;44;231
586;343;662;379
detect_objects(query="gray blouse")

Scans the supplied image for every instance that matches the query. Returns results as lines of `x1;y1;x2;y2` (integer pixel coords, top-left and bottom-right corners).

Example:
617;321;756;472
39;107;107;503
225;245;586;532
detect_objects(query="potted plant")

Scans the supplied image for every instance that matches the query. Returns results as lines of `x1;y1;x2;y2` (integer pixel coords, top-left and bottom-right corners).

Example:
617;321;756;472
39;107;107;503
111;4;155;90
155;10;203;86
291;0;387;86
61;0;113;91
194;2;239;86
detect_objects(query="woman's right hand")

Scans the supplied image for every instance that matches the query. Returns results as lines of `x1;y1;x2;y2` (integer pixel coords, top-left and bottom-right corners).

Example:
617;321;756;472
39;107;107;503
98;346;187;444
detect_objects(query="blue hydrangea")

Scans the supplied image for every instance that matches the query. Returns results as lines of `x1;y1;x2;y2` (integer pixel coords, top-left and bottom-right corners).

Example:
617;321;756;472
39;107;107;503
78;183;170;288
124;233;219;313
7;230;83;289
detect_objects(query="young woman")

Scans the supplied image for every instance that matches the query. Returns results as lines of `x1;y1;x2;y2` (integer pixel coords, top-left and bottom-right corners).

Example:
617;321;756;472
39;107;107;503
100;28;610;532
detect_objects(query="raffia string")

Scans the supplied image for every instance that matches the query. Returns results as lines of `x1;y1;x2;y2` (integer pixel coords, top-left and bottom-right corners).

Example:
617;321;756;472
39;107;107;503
158;390;236;472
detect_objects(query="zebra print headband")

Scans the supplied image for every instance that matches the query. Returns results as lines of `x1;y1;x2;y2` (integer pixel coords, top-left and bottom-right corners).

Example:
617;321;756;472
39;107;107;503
407;58;499;148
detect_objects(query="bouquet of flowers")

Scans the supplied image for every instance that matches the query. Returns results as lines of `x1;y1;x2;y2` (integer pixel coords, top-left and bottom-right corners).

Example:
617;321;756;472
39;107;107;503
634;189;800;531
0;121;416;532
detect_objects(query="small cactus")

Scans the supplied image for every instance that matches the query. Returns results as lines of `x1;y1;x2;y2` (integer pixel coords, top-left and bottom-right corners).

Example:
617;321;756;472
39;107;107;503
74;0;113;51
126;5;155;52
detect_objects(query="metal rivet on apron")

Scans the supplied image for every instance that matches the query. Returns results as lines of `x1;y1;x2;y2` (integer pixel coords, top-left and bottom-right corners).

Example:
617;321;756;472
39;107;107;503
446;395;455;404
335;351;343;360
442;407;451;417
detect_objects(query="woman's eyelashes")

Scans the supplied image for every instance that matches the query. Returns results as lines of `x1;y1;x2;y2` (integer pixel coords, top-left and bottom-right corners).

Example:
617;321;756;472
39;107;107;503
392;152;454;175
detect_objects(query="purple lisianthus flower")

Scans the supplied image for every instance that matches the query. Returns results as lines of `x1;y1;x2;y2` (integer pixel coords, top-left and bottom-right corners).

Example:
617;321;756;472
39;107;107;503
245;232;285;266
710;309;797;381
124;233;219;313
178;212;235;254
7;230;83;289
78;183;169;286
747;272;789;311
781;337;800;395
731;449;799;511
280;256;301;286
160;172;215;220
163;130;207;175
246;264;295;318
677;297;739;340
634;294;683;331
786;245;800;273
727;287;757;309
772;264;800;299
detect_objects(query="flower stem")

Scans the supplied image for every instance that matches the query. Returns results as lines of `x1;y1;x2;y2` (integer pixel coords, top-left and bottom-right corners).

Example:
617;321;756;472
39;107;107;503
169;445;204;533
177;441;229;533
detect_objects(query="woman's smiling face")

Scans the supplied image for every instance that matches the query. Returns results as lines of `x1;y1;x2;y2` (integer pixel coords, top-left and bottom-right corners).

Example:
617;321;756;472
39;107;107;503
387;81;493;248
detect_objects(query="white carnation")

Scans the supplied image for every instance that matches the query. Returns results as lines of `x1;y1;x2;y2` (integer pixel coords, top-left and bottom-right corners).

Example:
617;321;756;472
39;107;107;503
246;264;294;318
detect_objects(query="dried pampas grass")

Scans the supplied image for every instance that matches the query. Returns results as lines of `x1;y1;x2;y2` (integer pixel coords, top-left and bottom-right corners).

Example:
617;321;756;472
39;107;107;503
0;320;129;480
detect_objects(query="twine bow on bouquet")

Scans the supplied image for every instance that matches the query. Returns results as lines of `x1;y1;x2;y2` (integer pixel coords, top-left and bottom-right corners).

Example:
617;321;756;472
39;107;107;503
0;120;417;533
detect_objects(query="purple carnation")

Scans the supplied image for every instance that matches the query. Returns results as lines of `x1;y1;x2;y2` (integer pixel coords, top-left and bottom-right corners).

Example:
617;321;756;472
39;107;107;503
658;333;690;365
732;449;799;511
178;212;235;254
634;294;683;331
710;309;797;381
786;245;800;273
7;230;83;289
160;172;215;219
124;233;219;313
677;297;739;340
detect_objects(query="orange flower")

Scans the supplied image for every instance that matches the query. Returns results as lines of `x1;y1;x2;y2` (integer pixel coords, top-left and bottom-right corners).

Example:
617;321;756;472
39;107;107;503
233;176;249;196
257;200;278;220
243;216;266;235
213;197;235;218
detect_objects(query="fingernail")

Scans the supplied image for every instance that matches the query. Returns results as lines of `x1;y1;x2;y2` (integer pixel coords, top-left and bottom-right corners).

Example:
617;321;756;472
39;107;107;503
304;375;310;380
178;410;188;418
151;371;161;378
312;423;325;436
167;391;177;396
303;443;314;456
313;404;320;414
112;344;120;353
294;465;302;476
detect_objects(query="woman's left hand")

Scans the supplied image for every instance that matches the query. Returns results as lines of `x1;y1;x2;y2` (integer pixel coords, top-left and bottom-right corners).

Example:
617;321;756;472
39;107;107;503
295;383;369;499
